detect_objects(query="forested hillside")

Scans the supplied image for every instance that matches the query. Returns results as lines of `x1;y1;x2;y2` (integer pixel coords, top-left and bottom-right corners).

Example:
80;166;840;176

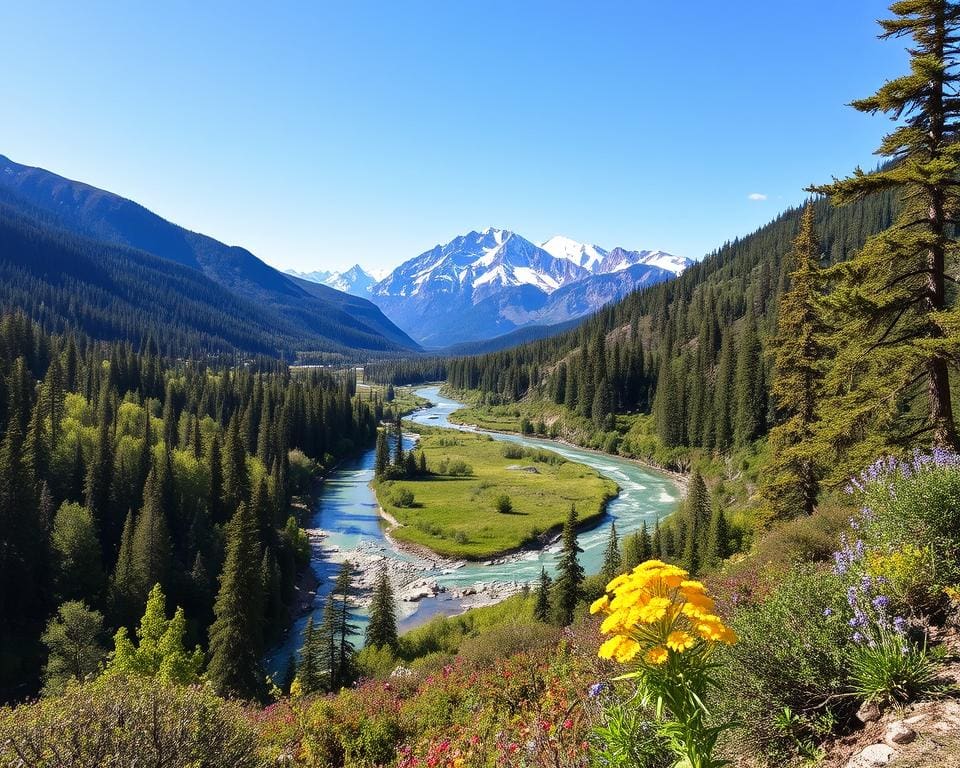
0;155;419;358
0;311;397;700
443;189;897;464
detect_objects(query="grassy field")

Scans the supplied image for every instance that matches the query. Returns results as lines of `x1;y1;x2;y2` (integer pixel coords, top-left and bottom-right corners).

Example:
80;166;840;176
373;425;618;559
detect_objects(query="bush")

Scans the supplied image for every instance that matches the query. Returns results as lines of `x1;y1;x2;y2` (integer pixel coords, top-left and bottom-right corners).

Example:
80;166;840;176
288;448;319;494
495;494;513;514
390;487;415;508
852;453;960;605
848;630;939;706
355;644;399;680
719;564;850;762
500;444;524;459
446;459;473;477
0;676;258;768
456;621;560;670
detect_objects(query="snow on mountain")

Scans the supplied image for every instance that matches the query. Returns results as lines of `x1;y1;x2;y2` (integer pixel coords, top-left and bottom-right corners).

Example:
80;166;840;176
599;247;692;276
285;268;333;284
540;235;609;272
372;228;588;300
369;228;688;347
285;264;382;297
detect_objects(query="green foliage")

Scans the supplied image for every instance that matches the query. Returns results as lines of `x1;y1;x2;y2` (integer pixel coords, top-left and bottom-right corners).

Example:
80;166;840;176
390;486;416;508
719;565;850;761
494;493;513;514
366;565;398;651
0;676;259;768
552;504;584;626
848;629;939;707
104;583;202;685
50;502;104;603
40;601;107;696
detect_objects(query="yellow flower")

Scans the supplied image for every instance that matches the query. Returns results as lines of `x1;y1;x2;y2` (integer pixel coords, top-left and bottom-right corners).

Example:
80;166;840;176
638;596;672;624
666;630;696;652
645;646;669;665
599;634;641;662
590;594;610;614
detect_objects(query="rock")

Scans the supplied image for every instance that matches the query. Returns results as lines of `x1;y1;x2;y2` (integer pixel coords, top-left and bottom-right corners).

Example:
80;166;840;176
847;743;896;768
857;700;882;723
884;720;916;745
905;713;928;725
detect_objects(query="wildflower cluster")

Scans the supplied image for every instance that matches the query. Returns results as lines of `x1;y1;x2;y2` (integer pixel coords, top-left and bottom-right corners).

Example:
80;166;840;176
591;560;737;768
591;560;736;666
844;448;960;494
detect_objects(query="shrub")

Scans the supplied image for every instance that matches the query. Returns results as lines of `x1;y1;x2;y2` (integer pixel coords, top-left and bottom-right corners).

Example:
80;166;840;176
390;487;416;508
288;448;319;493
355;643;399;680
446;459;473;477
719;564;850;762
852;452;960;596
495;494;513;514
0;676;258;768
500;444;524;459
848;630;938;706
456;621;560;670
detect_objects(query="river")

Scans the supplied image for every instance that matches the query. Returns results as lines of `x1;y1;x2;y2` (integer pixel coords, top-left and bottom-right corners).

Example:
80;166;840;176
265;385;680;678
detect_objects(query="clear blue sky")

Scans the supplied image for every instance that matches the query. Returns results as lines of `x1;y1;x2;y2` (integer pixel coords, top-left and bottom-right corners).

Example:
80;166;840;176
0;1;905;273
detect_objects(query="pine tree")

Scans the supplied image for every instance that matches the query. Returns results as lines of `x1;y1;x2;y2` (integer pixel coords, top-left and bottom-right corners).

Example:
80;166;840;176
651;518;663;559
533;567;552;622
600;522;621;580
706;502;731;568
207;502;264;699
682;471;710;575
622;521;653;570
761;203;826;517
419;451;427;475
393;414;404;468
297;615;322;694
552;504;584;625
733;320;765;446
374;428;390;479
811;1;960;458
221;414;249;516
110;510;138;627
131;467;171;605
331;561;357;690
365;565;398;650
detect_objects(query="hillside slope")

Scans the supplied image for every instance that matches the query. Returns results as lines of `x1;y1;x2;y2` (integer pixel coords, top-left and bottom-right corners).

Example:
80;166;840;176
0;154;419;356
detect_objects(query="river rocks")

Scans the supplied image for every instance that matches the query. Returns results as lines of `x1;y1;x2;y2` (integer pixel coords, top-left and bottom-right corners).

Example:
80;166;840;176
505;464;539;473
857;700;882;724
884;720;916;745
846;743;895;768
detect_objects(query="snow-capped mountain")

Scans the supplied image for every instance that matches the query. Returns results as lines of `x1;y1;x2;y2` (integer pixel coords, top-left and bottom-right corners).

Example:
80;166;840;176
540;235;609;272
285;264;382;297
368;229;690;347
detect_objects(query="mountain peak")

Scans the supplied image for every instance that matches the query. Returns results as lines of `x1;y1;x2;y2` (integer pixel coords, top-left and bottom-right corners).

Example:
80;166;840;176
540;235;609;272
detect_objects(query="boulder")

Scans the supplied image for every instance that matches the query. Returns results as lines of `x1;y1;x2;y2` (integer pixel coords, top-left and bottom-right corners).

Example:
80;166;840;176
884;720;916;746
856;700;882;724
846;743;895;768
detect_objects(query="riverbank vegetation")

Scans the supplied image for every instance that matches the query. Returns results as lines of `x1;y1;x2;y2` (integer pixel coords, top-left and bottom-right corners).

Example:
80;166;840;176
372;423;617;559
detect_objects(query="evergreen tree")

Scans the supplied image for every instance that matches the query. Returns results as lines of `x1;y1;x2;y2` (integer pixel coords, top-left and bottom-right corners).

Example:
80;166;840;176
393;414;404;467
374;428;390;479
297;615;322;694
221;414;249;516
811;0;960;458
706;502;731;568
552;504;584;626
761;203;826;517
622;521;652;570
682;471;710;575
733;320;765;446
207;502;264;699
365;565;398;650
651;518;663;559
600;522;621;580
110;510;138;627
130;467;171;605
419;451;427;475
331;561;357;690
533;567;552;622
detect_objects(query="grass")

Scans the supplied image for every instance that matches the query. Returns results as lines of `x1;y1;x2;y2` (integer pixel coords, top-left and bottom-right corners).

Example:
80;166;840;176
373;425;618;559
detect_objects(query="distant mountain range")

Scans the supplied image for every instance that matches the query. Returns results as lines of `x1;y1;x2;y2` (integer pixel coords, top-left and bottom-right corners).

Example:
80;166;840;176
285;264;388;297
329;228;690;347
0;154;419;357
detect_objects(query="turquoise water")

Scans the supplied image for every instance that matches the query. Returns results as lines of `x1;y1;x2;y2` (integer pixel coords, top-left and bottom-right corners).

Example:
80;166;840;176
265;385;680;677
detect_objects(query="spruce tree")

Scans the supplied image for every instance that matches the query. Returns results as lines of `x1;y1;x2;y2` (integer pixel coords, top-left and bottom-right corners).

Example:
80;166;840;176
761;203;826;517
365;564;398;650
374;428;390;479
221;414;249;516
552;504;584;625
706;502;731;568
600;522;621;580
682;471;710;575
131;467;171;605
393;414;404;468
207;502;265;699
733;320;765;446
331;561;357;690
811;1;960;458
297;615;322;694
533;566;552;622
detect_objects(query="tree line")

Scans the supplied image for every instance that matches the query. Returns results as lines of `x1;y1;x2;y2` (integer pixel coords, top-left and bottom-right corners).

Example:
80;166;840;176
0;311;397;701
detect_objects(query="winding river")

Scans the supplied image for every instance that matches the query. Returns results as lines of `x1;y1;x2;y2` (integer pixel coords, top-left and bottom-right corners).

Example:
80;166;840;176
266;385;680;677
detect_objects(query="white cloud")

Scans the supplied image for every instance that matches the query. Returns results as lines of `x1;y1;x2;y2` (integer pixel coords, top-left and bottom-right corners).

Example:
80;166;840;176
748;192;767;201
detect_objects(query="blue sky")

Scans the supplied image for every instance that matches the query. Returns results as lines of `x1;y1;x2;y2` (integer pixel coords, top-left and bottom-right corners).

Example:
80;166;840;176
0;1;905;273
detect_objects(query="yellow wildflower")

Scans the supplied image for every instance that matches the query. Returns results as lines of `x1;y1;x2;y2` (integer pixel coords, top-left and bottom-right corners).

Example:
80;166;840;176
645;646;669;665
666;630;696;652
599;634;641;662
590;594;610;614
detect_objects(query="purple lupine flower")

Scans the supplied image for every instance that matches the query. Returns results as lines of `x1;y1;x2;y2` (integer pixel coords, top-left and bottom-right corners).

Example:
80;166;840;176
588;682;606;698
823;608;833;617
872;595;889;610
893;616;907;634
852;631;865;644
